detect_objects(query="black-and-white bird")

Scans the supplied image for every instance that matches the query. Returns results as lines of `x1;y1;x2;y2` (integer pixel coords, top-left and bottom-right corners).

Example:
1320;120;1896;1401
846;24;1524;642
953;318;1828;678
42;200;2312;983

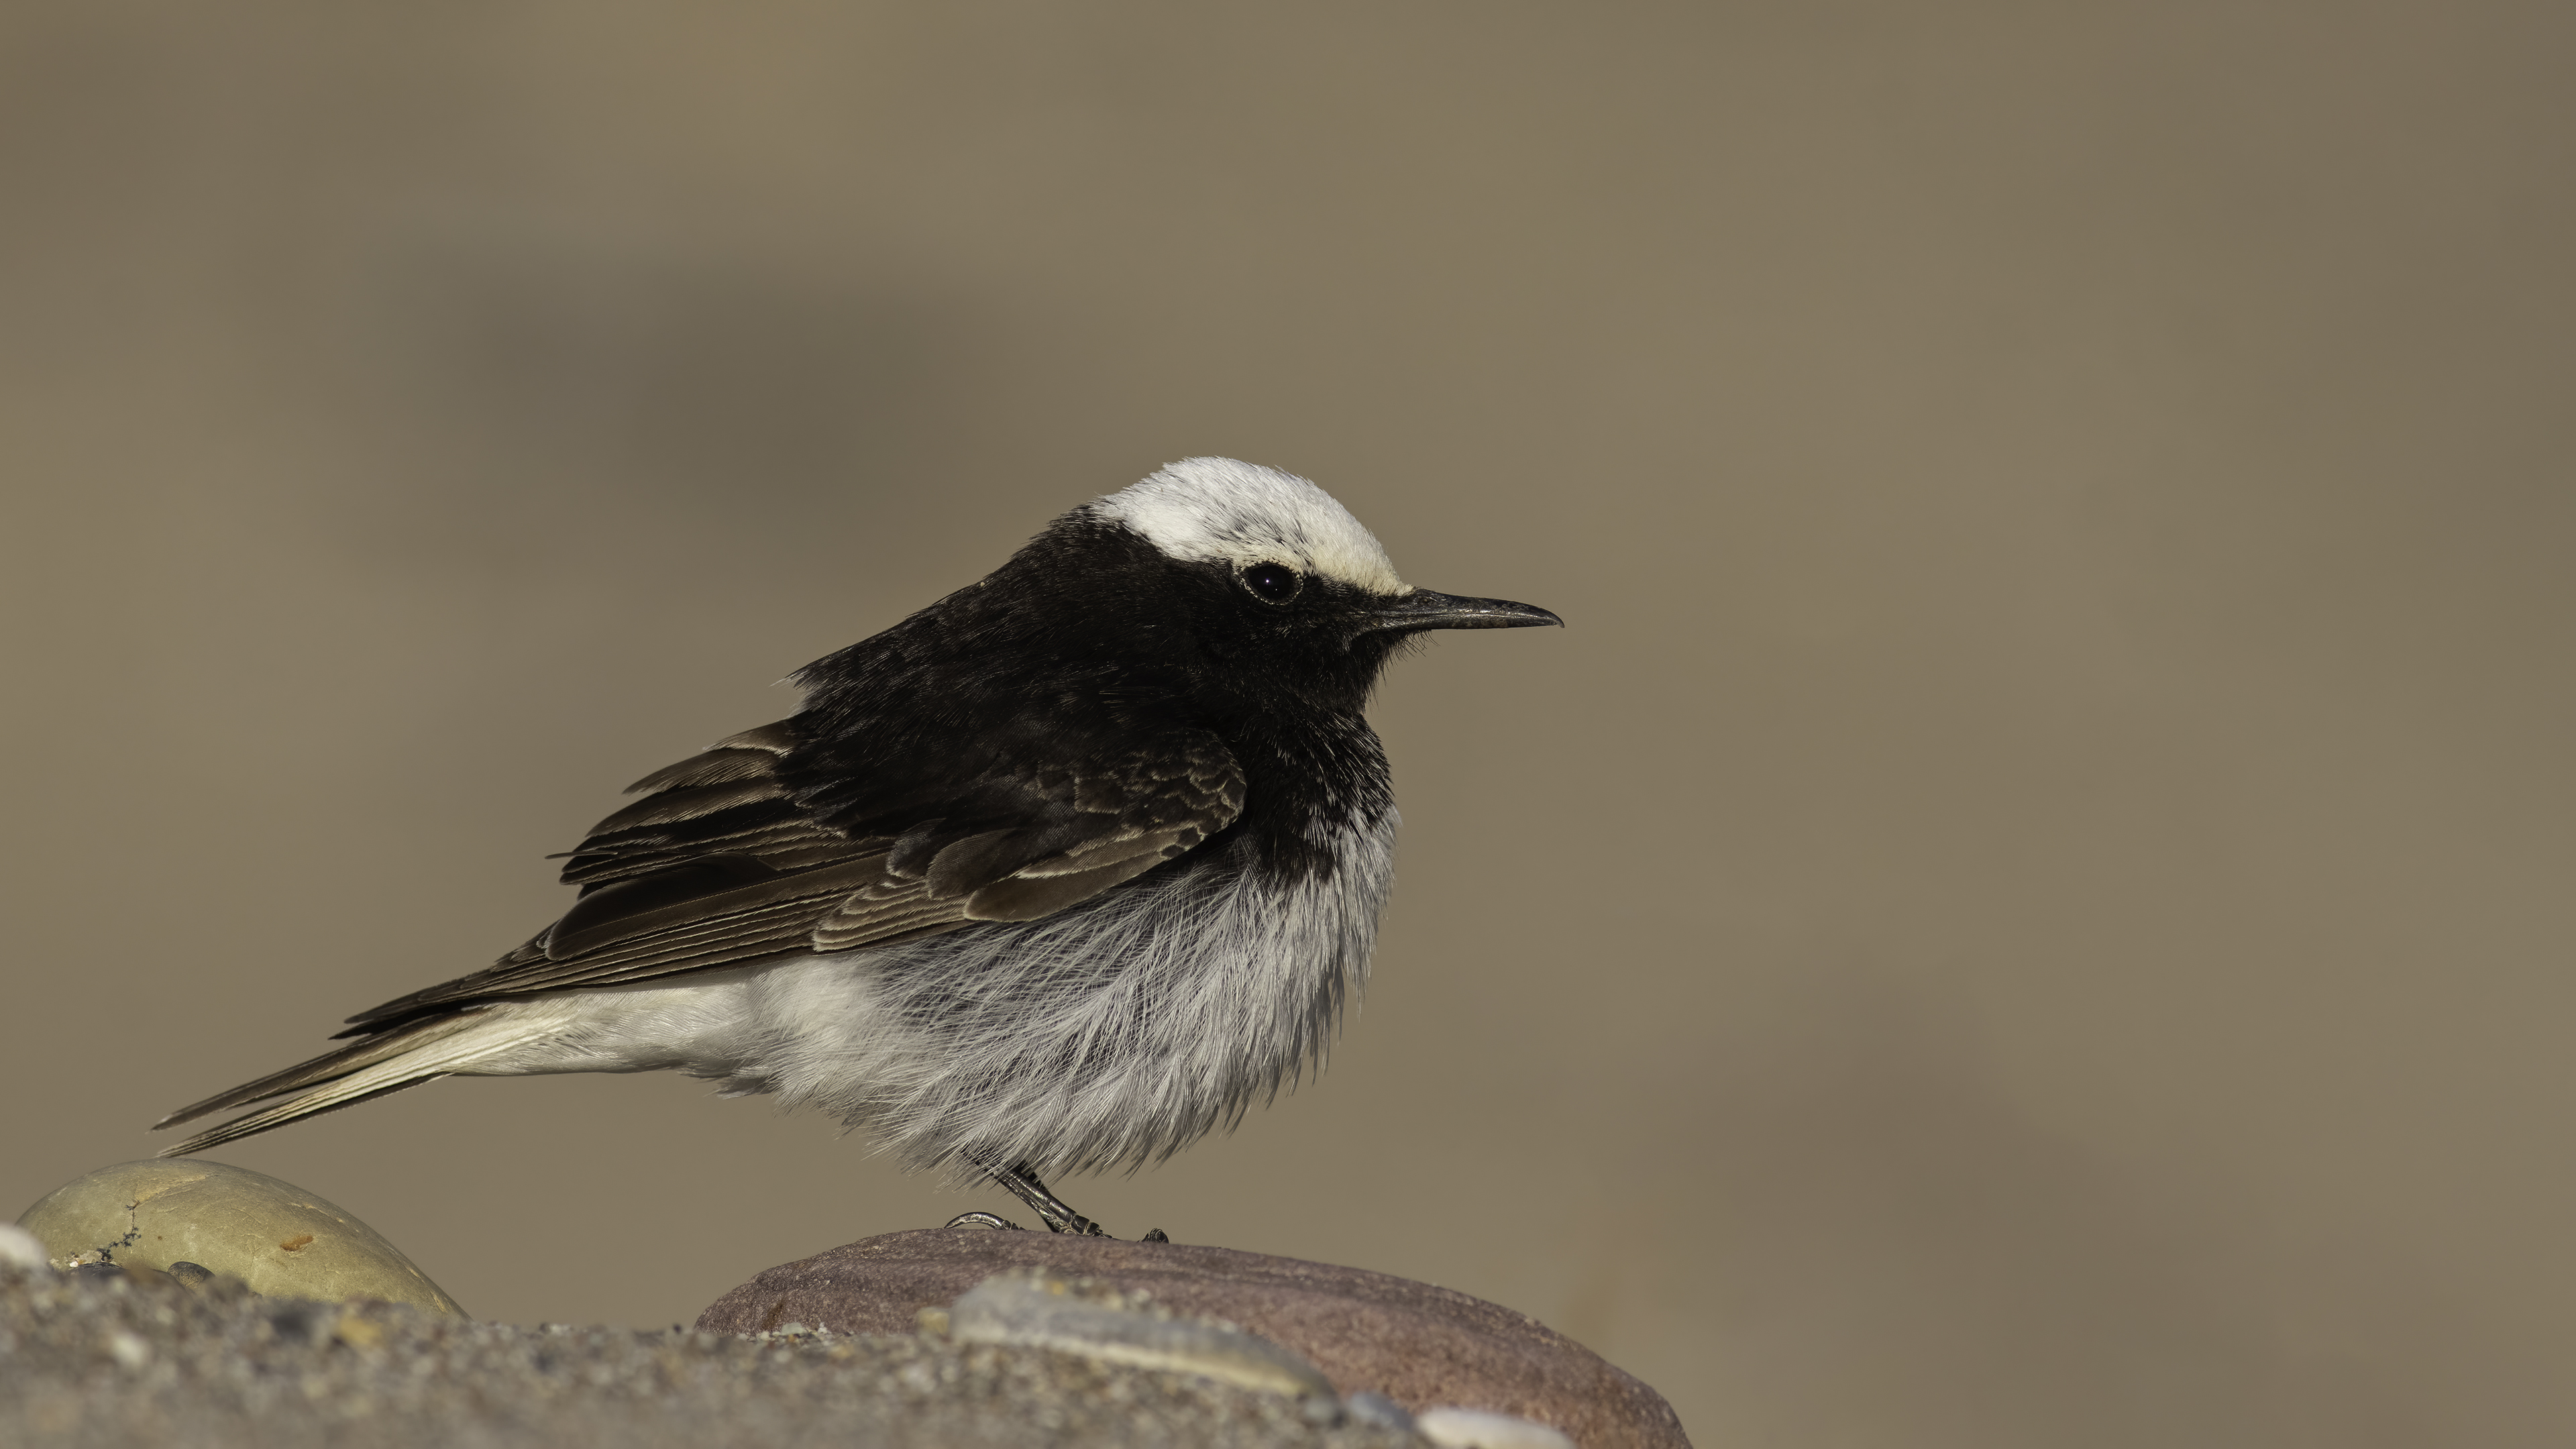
155;458;1559;1236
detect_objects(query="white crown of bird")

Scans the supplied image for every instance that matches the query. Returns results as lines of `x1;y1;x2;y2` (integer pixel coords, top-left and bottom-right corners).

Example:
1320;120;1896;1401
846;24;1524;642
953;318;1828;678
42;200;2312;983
1091;458;1411;596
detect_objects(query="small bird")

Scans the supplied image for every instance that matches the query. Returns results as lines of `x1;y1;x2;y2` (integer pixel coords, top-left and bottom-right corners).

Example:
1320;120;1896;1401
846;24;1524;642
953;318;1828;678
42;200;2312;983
155;458;1559;1237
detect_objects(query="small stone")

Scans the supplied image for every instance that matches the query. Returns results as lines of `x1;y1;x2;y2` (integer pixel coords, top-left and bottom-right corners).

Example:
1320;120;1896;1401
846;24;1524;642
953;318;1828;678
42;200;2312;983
1345;1392;1415;1431
14;1159;466;1316
948;1270;1336;1399
0;1222;46;1271
1416;1407;1578;1449
266;1301;329;1343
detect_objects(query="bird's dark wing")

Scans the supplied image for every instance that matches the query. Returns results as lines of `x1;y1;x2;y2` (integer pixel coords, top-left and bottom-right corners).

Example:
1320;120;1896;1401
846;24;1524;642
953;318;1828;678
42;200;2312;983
339;717;1244;1034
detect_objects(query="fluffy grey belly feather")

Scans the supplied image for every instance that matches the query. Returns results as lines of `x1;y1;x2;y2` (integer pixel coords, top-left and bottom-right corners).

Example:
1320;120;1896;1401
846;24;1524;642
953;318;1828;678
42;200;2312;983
460;819;1395;1177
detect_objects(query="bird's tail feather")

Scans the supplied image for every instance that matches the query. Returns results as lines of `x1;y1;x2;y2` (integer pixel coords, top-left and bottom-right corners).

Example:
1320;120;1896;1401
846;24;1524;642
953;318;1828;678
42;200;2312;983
153;1008;508;1157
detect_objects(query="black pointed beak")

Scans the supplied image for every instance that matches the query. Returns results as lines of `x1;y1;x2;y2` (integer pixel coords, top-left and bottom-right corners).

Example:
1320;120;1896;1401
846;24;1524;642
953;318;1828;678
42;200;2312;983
1360;589;1564;635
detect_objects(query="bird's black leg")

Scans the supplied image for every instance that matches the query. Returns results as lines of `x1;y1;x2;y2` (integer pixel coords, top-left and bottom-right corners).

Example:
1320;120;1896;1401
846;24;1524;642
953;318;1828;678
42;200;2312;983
945;1155;1166;1240
991;1160;1106;1236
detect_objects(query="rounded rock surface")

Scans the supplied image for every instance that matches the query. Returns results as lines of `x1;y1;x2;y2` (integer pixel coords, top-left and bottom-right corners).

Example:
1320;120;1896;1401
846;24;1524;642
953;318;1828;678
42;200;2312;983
15;1159;466;1316
696;1229;1688;1449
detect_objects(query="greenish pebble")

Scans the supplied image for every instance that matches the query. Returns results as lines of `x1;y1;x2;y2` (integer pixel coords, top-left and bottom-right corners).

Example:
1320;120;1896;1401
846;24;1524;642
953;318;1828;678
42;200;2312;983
15;1159;466;1316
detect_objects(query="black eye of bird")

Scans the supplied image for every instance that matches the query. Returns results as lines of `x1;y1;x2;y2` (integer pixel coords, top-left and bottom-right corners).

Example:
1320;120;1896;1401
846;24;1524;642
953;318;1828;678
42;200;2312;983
1240;562;1302;604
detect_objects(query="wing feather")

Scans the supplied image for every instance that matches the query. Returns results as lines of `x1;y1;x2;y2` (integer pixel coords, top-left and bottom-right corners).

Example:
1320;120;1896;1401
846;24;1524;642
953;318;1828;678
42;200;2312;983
337;717;1245;1035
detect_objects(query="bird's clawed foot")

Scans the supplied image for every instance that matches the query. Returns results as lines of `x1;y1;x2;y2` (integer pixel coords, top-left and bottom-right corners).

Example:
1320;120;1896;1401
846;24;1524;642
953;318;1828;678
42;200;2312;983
939;1208;1169;1241
948;1157;1172;1242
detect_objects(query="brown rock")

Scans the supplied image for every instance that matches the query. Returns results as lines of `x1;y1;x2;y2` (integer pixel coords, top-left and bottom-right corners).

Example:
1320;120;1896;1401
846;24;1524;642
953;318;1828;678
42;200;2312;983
696;1230;1688;1449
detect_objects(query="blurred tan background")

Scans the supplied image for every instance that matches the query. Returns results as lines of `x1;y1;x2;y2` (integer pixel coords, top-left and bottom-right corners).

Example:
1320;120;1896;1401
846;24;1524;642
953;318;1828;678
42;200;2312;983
4;1;2571;1442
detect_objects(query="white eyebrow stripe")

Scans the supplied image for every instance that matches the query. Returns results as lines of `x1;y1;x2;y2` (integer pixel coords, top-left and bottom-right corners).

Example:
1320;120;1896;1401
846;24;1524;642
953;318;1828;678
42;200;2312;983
1093;458;1409;596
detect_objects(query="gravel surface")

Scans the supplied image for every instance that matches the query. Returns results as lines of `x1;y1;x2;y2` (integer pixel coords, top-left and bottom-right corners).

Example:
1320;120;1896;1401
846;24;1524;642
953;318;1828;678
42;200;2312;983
0;1265;1426;1448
